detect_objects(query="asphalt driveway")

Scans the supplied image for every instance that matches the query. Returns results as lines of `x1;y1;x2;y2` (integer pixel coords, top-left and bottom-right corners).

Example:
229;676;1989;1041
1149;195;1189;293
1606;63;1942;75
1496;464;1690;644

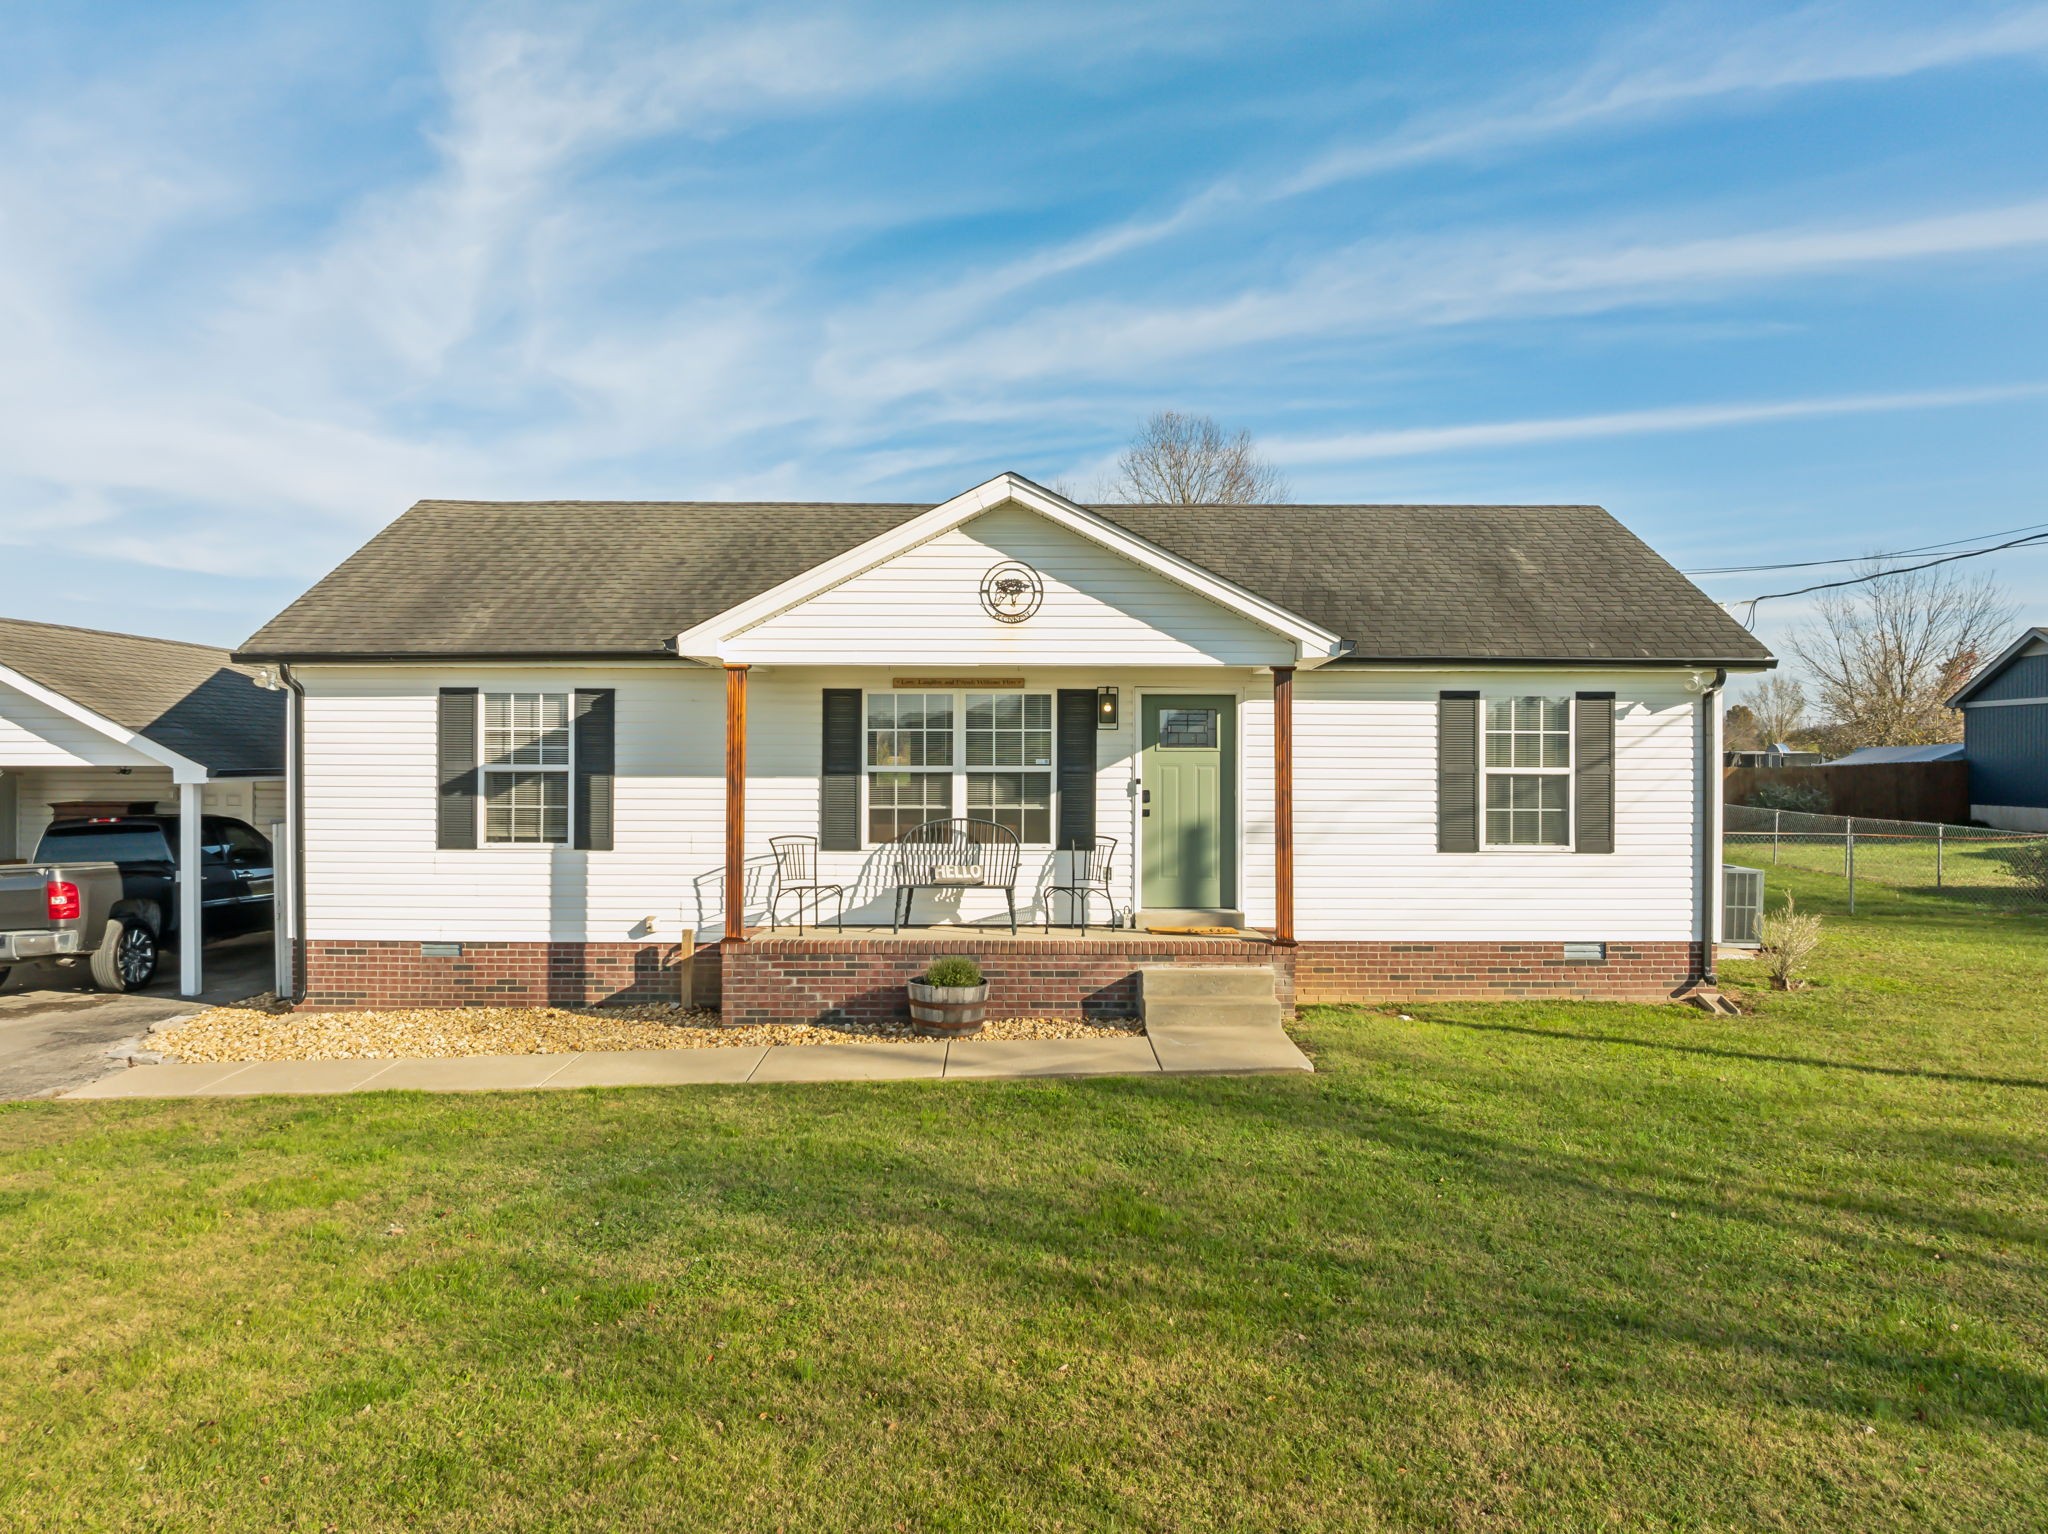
0;933;275;1100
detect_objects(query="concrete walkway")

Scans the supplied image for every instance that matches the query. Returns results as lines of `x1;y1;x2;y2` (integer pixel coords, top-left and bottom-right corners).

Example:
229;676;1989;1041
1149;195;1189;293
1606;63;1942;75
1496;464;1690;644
58;1024;1311;1099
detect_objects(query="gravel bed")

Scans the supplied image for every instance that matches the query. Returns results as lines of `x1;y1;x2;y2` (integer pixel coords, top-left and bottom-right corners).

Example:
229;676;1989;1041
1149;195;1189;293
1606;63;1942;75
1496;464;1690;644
157;996;1143;1063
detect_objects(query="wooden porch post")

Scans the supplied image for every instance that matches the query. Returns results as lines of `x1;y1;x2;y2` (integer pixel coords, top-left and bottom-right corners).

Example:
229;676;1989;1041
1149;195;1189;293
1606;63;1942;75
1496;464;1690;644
1273;665;1296;947
723;663;749;943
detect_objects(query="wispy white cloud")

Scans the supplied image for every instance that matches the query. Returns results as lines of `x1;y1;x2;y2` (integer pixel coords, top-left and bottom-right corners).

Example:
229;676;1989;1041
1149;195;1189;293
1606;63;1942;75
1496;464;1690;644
828;198;2048;401
1267;382;2048;463
0;0;1216;582
1281;3;2048;196
909;2;2048;322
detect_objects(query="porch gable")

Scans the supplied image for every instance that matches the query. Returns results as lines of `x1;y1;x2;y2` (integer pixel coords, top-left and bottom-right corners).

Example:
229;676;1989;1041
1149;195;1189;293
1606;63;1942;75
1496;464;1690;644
721;503;1298;667
677;473;1344;667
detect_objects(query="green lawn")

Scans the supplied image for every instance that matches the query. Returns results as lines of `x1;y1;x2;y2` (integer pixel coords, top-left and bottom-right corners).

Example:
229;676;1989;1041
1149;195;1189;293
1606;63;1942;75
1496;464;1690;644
3;869;2045;1532
1727;828;2048;900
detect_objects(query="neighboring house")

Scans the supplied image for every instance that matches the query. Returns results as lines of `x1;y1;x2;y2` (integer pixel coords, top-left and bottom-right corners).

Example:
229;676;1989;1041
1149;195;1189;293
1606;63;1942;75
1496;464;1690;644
1825;743;1966;766
236;473;1774;1020
1948;627;2048;830
0;617;286;993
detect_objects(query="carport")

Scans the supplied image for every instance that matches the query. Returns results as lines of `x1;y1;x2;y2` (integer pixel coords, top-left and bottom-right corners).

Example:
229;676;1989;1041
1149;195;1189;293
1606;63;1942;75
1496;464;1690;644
0;617;284;996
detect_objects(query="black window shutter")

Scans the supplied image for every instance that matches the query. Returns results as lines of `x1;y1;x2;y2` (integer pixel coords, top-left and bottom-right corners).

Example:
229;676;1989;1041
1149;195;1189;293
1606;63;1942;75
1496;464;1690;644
820;688;862;851
1437;691;1480;853
573;689;616;851
436;688;479;850
1055;690;1098;849
1574;692;1616;854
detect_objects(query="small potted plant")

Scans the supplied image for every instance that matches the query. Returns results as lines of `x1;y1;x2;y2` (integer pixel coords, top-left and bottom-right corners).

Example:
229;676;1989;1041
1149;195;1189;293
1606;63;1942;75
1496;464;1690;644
907;955;989;1036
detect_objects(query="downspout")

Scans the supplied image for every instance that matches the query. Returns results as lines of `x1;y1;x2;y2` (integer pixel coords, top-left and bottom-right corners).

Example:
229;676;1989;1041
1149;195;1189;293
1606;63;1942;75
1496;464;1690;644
1698;668;1727;986
281;662;309;1004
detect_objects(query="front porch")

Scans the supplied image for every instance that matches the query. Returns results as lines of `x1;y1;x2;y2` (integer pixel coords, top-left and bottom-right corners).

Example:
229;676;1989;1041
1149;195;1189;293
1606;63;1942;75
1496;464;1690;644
716;924;1294;1027
709;659;1303;1026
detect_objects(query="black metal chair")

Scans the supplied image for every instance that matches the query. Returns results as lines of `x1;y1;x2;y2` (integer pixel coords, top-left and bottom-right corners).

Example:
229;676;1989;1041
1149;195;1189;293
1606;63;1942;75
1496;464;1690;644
889;817;1021;934
769;836;844;933
1041;836;1117;932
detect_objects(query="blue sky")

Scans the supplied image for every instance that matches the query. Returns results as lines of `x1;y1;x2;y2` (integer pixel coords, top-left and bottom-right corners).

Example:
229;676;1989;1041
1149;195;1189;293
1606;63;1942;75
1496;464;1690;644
2;1;2045;682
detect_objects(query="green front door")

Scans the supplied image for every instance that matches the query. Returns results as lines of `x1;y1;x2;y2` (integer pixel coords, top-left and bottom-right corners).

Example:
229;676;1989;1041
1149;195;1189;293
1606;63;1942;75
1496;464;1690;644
1140;695;1235;911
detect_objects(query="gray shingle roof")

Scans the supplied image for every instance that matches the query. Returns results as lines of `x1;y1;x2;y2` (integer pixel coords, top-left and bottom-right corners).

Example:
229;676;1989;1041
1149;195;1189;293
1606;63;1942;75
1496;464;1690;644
0;616;284;775
239;496;1773;668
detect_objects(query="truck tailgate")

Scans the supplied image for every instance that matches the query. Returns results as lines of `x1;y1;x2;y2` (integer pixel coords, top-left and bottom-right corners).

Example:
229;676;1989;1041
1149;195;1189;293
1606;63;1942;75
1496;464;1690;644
0;869;53;931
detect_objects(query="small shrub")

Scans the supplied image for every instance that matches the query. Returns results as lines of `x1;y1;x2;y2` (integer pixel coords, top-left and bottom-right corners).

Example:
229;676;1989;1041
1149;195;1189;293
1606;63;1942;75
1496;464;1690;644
2008;841;2048;899
1758;893;1824;989
924;956;984;988
1748;782;1829;814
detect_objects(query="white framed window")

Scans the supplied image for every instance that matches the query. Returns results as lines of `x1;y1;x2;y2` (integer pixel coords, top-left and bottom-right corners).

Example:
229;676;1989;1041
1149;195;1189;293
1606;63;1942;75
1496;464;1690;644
483;692;571;844
865;690;1054;845
1482;695;1571;848
866;693;954;843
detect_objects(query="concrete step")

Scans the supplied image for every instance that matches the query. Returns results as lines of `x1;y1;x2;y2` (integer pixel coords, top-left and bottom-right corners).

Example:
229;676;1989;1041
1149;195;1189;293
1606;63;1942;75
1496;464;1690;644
1140;965;1276;1001
1144;999;1284;1031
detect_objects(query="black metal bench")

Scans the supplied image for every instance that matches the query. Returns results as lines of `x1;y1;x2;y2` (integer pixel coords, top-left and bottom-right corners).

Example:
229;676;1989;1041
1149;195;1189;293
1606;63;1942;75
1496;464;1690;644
889;817;1021;934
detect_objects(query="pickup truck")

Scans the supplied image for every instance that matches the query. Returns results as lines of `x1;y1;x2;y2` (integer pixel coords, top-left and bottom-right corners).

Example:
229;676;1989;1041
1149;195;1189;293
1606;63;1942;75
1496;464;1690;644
0;815;274;993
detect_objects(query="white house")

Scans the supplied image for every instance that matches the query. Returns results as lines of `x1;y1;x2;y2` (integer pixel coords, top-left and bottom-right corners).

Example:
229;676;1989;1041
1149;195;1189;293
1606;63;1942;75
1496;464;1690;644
237;474;1773;1022
0;617;285;995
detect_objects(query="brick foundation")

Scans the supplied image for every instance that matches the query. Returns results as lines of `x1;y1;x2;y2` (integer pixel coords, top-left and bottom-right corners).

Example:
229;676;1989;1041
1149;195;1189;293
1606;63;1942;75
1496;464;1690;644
719;934;1290;1027
301;939;697;1010
300;935;1702;1014
1293;941;1702;1004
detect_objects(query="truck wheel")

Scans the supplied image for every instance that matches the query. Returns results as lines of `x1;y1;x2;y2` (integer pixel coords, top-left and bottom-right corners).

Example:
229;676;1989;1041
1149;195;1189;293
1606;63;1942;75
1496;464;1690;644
0;966;10;991
90;918;159;993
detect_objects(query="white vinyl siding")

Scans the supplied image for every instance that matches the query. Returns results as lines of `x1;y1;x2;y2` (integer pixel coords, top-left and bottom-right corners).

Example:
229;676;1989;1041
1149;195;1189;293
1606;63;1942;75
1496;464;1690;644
294;662;1701;947
299;665;728;943
724;505;1294;667
1287;670;1700;942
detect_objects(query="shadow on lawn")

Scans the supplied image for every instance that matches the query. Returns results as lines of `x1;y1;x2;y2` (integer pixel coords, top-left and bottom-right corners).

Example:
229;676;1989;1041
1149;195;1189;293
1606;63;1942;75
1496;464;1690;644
1417;1014;2048;1092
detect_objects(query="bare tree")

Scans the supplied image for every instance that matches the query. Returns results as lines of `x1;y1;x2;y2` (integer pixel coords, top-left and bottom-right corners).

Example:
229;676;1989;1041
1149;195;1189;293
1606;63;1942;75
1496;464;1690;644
1790;561;2016;747
1740;674;1808;748
1101;411;1290;504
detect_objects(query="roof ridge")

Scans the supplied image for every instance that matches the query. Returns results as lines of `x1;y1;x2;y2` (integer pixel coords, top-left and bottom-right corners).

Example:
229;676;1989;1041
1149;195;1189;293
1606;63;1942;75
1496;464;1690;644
0;613;233;658
409;499;935;511
401;499;1611;513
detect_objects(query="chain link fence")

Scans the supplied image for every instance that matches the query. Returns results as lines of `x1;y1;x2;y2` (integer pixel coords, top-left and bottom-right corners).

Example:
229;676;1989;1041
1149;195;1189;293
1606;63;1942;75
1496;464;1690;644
1725;804;2048;912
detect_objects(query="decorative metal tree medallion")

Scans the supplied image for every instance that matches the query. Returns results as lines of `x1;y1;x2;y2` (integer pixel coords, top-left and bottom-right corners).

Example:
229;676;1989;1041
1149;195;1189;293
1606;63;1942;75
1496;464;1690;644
979;561;1044;623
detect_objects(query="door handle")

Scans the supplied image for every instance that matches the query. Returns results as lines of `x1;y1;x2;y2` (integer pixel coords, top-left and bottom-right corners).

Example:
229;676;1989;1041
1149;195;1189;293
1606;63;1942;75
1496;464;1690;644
1141;788;1152;819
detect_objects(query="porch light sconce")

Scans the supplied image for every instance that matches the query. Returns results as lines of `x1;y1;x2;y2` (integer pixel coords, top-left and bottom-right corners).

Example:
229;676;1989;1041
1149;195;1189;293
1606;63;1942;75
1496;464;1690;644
1096;686;1120;728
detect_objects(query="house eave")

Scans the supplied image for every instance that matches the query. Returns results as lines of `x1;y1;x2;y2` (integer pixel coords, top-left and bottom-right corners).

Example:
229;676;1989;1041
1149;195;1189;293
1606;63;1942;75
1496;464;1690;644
1325;654;1777;671
232;648;692;666
0;661;216;783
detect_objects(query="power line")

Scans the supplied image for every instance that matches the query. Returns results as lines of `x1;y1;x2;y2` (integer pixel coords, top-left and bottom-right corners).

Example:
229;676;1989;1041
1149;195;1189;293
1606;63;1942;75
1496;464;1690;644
1687;518;2048;576
1731;528;2048;629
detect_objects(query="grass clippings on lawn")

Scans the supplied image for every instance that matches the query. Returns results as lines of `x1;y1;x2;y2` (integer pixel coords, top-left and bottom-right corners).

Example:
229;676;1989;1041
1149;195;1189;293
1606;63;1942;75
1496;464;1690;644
158;999;1143;1063
2;862;2043;1531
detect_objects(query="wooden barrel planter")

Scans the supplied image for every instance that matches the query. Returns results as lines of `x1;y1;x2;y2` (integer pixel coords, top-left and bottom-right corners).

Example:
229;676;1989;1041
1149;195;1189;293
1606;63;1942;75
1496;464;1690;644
906;980;989;1036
